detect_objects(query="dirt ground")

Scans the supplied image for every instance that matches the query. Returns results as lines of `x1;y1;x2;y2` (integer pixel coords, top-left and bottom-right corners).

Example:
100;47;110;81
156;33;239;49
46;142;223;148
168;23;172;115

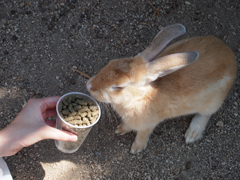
0;0;239;179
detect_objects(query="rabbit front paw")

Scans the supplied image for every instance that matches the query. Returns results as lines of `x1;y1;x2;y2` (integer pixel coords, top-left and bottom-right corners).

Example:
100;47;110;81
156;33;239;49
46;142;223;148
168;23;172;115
130;140;147;154
115;122;132;135
185;114;210;143
185;125;203;143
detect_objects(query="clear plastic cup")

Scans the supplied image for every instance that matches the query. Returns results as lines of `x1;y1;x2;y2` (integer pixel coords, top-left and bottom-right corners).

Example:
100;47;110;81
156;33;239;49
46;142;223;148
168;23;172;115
55;92;101;153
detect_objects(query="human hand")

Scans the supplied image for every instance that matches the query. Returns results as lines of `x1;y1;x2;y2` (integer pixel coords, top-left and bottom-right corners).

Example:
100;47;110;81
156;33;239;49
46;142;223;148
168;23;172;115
0;97;78;157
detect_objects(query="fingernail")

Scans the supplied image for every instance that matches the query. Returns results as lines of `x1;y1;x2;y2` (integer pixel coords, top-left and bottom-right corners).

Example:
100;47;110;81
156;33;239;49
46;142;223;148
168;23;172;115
70;135;78;141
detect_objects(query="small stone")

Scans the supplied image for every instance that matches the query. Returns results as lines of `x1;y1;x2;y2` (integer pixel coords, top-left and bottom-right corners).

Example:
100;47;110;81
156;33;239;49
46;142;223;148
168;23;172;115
216;121;224;127
36;88;42;95
117;156;123;161
180;170;189;179
186;161;191;170
29;153;34;158
19;3;25;8
34;144;38;148
185;1;191;5
137;25;144;30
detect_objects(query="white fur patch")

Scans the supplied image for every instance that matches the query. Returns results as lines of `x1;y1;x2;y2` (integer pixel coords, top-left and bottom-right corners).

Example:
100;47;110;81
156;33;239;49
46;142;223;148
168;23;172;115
101;90;111;103
87;83;92;91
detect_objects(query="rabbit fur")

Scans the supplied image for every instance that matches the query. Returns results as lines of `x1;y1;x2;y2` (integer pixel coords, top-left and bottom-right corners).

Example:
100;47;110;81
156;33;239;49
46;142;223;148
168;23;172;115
87;24;237;154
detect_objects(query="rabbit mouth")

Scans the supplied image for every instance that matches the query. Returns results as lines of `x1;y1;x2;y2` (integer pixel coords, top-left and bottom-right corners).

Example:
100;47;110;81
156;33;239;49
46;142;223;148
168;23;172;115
88;89;111;104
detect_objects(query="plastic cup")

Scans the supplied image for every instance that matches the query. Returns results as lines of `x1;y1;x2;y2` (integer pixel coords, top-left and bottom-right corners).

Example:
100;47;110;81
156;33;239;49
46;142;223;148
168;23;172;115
55;92;101;153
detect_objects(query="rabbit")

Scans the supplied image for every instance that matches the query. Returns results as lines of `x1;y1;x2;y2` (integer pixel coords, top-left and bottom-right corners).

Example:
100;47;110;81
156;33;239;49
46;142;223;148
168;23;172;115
86;24;237;154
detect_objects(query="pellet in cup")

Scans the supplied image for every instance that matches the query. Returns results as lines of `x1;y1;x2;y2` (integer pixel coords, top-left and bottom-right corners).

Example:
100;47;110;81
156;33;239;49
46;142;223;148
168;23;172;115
58;95;99;126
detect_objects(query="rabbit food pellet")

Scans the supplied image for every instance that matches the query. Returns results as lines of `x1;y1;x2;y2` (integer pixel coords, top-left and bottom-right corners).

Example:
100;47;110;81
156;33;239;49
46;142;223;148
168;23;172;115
58;95;99;127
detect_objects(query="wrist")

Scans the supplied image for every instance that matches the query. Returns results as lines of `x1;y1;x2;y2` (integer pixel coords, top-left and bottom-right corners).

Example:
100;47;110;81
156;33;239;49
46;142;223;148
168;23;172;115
0;126;23;157
0;129;10;157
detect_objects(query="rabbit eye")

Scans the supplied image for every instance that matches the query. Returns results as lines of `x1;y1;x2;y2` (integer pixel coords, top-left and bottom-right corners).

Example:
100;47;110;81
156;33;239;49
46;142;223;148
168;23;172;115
112;86;124;91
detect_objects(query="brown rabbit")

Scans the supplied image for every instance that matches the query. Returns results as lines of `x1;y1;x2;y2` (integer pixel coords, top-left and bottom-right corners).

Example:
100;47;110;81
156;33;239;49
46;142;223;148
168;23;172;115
86;24;237;154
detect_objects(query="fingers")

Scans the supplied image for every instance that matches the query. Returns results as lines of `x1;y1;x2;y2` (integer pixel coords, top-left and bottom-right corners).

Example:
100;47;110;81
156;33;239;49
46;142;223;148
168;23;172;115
40;96;61;112
42;108;57;120
45;119;56;127
43;96;61;107
42;126;78;142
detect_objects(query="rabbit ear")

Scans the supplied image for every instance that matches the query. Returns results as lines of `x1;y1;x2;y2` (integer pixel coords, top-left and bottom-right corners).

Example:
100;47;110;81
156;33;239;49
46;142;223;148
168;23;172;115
137;24;186;62
146;51;199;82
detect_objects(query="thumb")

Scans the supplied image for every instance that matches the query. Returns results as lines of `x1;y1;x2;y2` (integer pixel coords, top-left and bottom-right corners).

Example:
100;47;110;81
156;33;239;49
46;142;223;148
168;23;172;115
42;126;78;142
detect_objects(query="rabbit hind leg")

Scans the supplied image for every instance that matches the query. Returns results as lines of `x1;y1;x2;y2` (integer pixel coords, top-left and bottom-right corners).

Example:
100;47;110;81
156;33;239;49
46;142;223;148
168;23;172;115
185;78;231;144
